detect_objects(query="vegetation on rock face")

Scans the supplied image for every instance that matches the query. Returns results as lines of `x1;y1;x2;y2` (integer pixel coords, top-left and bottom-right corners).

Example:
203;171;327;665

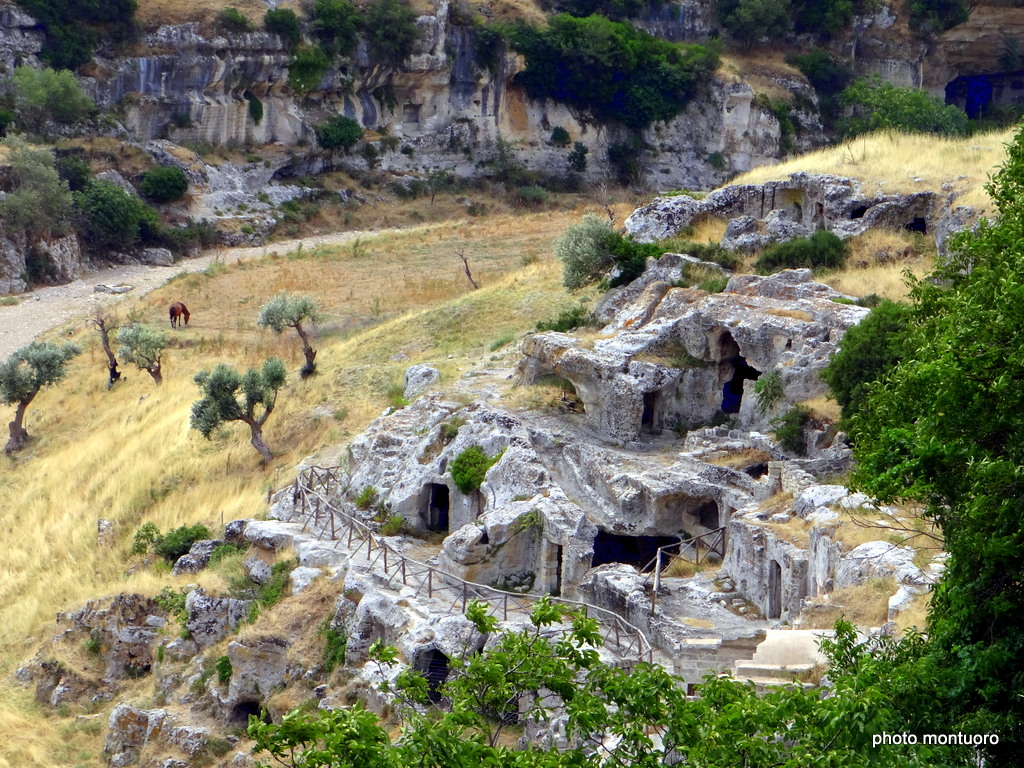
190;358;287;463
0;136;73;242
15;0;137;70
450;444;502;494
313;115;364;153
73;179;159;251
11;66;94;134
264;8;302;48
0;341;81;454
556;212;663;289
846;124;1024;759
363;0;420;66
288;44;332;93
505;14;718;131
909;0;970;35
139;166;189;203
754;230;848;275
312;0;362;57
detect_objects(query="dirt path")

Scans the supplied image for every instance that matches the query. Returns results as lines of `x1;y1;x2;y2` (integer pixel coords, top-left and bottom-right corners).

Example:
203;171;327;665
0;229;382;360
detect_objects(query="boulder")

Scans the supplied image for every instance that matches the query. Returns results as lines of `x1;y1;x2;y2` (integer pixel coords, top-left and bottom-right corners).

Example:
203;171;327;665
184;590;253;648
403;364;441;398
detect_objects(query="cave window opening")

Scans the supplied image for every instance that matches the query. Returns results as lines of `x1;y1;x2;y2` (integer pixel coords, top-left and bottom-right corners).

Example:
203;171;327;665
421;483;450;533
415;648;451;703
744;462;769;479
722;356;761;414
591;531;680;572
905;217;927;234
554;543;564;597
768;560;783;620
849;204;869;220
695;500;720;530
403;103;421;124
945;74;994;120
230;701;270;727
641;391;659;433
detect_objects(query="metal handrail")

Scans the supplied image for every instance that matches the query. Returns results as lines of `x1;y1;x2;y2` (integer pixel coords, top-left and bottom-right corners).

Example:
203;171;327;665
289;466;654;664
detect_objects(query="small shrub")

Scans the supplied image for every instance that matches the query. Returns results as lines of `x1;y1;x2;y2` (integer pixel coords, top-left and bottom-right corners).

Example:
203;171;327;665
380;515;405;536
355;485;379;510
754;370;784;415
289;44;331;94
264;8;302;48
154;586;190;624
55;155;92;192
514;185;548;206
550;126;571;146
364;0;420;66
754;230;849;275
322;624;348;672
85;635;101;655
140;166;189;203
216;7;252;33
314;115;364;152
247;93;264;125
153;524;212;564
132;522;162;555
489;334;514;351
699;276;728;293
255;559;296;609
567;141;589;173
439;417;464;442
208;542;247;566
707;151;727;170
215;655;233;685
535;305;592;333
771;404;812;455
838;76;970;139
450;445;502;494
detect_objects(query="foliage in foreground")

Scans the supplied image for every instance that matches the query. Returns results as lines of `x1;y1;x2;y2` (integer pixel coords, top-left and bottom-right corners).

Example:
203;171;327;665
846;123;1024;762
250;600;971;767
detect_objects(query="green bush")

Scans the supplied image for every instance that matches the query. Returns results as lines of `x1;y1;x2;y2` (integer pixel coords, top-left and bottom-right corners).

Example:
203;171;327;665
506;15;717;131
314;114;363;152
215;655;233;685
247;92;264;125
910;0;969;35
264;8;301;48
450;445;502;494
790;0;866;38
139;166;188;203
312;0;361;57
131;522;162;555
550;126;571;146
754;370;783;415
660;239;739;270
289;44;331;93
153;524;212;563
555;213;663;289
754;230;849;274
838;76;970;139
821;299;916;421
567;142;589;173
0;109;15;137
216;7;252;32
514;185;548;206
55;154;91;192
355;485;379;510
380;515;405;536
699;276;728;293
363;0;420;65
771;404;812;455
786;48;854;121
15;0;136;70
560;0;644;20
607;140;643;186
74;179;160;250
322;626;348;672
717;0;791;47
12;66;95;134
535;305;593;332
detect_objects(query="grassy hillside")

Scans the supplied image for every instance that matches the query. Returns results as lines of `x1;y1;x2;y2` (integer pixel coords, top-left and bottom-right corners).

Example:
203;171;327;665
0;207;606;768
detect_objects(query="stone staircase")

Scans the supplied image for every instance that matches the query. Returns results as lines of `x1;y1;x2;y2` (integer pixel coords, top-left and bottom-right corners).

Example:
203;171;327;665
731;629;832;691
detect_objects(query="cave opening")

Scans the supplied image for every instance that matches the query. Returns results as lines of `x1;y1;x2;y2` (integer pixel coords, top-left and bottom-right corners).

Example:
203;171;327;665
722;356;761;414
415;648;451;703
420;483;450;533
849;203;869;220
554;543;564;597
591;531;680;572
641;390;658;433
905;217;928;234
229;701;270;727
768;560;783;620
695;499;720;529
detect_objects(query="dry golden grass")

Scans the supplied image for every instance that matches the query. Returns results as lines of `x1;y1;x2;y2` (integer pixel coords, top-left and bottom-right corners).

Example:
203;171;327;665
894;591;931;634
704;447;773;469
800;396;841;424
135;0;299;30
801;578;896;630
822;261;930;302
0;206;594;767
717;51;804;103
731;127;1017;214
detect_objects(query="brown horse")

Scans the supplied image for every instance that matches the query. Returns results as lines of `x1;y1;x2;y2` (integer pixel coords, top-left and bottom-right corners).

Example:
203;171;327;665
169;302;190;328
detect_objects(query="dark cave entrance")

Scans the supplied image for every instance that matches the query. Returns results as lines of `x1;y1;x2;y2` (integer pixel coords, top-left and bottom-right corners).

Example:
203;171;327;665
641;390;659;433
591;531;681;572
767;560;783;620
696;499;720;529
415;648;451;703
420;483;450;533
229;701;271;727
554;543;564;597
718;332;761;414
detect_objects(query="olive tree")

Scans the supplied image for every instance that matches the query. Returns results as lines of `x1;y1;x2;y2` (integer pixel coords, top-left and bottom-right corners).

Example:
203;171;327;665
117;324;168;385
0;341;81;455
190;358;286;464
257;293;321;378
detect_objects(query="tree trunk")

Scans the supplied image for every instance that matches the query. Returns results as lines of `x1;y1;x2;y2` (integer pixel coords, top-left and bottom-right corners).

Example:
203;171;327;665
148;362;162;386
295;323;317;378
244;418;273;464
92;315;121;388
5;400;30;455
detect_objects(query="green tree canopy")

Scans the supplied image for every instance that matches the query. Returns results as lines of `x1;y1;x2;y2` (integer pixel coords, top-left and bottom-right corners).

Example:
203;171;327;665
839;76;970;138
313;114;363;153
717;0;792;46
848;124;1024;759
73;179;158;250
190;358;287;463
506;15;718;131
363;0;420;66
0;341;80;454
139;165;188;203
264;7;302;49
312;0;362;57
257;293;321;377
15;0;137;70
0;136;73;241
12;66;94;134
116;324;168;385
